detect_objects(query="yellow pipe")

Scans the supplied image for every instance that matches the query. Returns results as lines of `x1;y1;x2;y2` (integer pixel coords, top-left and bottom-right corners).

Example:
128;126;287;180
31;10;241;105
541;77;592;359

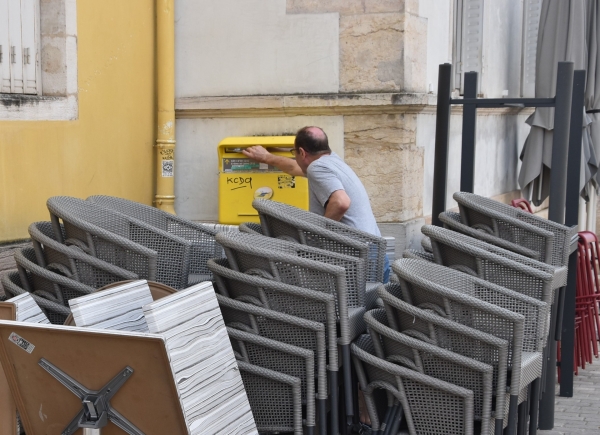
154;0;176;214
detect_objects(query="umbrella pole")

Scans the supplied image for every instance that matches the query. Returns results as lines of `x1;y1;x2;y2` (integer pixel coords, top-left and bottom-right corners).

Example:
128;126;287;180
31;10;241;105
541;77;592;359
432;63;453;227
558;70;587;401
539;61;575;430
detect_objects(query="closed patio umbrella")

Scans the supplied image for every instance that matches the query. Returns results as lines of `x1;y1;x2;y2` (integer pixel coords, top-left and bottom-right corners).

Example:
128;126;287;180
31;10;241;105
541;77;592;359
519;0;599;206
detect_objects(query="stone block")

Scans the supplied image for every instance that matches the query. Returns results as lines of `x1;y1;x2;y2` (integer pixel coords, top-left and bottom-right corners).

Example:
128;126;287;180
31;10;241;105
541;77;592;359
41;37;67;96
344;113;423;222
340;13;427;93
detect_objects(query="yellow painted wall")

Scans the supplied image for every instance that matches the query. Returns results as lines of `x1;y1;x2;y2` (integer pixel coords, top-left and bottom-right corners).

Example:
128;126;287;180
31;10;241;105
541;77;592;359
0;0;156;242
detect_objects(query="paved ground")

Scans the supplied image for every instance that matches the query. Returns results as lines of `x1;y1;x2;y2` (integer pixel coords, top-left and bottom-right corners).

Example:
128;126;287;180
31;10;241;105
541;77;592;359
539;359;600;435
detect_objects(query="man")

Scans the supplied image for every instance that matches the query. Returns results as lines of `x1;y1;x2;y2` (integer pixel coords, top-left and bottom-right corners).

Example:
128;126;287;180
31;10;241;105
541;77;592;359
242;126;390;282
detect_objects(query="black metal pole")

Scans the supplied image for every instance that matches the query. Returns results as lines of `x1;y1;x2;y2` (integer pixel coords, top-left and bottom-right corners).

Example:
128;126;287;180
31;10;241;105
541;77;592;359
432;63;453;226
460;72;478;193
559;69;586;397
539;61;574;430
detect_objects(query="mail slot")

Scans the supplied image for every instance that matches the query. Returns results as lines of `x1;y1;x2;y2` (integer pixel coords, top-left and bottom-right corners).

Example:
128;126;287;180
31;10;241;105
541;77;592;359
218;136;309;224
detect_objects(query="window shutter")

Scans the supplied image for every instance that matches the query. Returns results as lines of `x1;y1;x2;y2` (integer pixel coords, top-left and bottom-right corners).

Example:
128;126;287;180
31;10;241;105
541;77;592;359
20;0;38;94
521;0;542;97
0;0;11;93
460;0;484;93
7;0;23;93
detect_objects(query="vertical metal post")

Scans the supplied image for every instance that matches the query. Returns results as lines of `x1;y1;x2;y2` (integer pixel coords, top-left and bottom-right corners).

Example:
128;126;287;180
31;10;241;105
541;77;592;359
539;61;574;430
460;72;478;193
547;62;574;224
559;69;586;397
432;63;453;226
83;429;101;435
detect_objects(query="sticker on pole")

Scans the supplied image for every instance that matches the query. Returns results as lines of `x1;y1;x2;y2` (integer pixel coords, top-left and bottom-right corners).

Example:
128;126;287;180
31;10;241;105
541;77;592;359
162;160;174;177
9;332;35;354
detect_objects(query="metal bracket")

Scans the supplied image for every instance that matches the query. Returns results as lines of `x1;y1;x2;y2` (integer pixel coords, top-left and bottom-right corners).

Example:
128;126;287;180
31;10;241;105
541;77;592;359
38;358;145;435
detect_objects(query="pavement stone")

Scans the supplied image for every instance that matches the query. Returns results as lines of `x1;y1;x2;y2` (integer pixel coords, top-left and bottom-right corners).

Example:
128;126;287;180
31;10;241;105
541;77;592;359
539;357;600;435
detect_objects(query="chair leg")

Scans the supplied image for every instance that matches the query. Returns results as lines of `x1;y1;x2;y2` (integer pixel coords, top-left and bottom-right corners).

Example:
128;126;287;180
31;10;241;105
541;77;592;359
529;378;541;435
517;385;531;435
330;370;339;435
341;343;354;423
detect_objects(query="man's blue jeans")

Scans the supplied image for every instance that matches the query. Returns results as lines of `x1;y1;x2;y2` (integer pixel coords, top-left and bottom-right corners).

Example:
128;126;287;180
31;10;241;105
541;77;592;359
383;254;390;283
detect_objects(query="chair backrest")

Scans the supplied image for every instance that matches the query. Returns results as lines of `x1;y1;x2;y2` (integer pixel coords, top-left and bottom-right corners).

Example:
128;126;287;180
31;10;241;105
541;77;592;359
29;222;138;289
378;283;509;402
14;247;95;305
421;224;560;303
365;309;493;429
511;198;534;213
227;327;315;430
439;211;540;260
239;222;263;235
253;199;386;282
393;258;549;353
88;195;222;276
217;294;328;400
215;231;361;309
208;258;338;366
237;360;303;435
351;334;475;435
454;192;575;267
47;196;191;289
0;270;70;325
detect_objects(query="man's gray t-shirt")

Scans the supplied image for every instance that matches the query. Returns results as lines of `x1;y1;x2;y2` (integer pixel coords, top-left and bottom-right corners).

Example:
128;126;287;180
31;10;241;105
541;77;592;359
306;152;381;236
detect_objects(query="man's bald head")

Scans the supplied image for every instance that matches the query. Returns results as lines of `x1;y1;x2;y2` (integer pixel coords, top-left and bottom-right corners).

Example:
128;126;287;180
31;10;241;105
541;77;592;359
295;126;331;155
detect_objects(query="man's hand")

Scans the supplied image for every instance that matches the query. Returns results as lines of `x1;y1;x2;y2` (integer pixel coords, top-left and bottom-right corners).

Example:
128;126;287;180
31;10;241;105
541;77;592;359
242;146;272;163
324;190;351;221
242;145;304;177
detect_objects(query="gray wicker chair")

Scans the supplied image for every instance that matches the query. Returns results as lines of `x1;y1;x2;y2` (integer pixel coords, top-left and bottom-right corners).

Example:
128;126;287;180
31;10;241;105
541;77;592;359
227;327;316;434
412;225;565;305
237;360;303;435
215;231;367;420
378;284;511;434
14;247;96;305
453;192;576;268
239;222;263;235
87;195;222;284
253;199;387;283
47;196;192;289
28;222;138;289
352;335;477;435
365;309;497;435
0;270;70;324
391;259;549;435
439;211;541;260
217;295;328;435
208;257;340;434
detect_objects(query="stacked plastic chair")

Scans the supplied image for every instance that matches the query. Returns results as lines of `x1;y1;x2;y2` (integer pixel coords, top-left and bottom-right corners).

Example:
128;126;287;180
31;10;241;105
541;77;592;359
390;259;551;434
217;295;328;435
209;258;341;434
248;199;387;284
86;195;223;284
571;231;600;371
365;308;497;435
228;326;317;434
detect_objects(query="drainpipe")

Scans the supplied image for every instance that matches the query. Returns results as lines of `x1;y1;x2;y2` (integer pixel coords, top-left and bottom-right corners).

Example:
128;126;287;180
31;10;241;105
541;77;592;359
154;0;176;214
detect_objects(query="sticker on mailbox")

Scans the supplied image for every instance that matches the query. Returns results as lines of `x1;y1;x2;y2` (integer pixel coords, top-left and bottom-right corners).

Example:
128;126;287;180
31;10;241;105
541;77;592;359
278;175;296;189
254;187;274;200
9;332;35;354
222;158;279;173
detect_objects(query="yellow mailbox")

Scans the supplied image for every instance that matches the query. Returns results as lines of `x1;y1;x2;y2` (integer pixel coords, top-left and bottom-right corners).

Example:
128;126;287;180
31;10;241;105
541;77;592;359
218;136;309;224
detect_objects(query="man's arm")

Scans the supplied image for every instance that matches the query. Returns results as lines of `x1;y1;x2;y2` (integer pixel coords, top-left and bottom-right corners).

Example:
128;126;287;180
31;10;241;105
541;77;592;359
324;190;351;221
242;146;304;177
